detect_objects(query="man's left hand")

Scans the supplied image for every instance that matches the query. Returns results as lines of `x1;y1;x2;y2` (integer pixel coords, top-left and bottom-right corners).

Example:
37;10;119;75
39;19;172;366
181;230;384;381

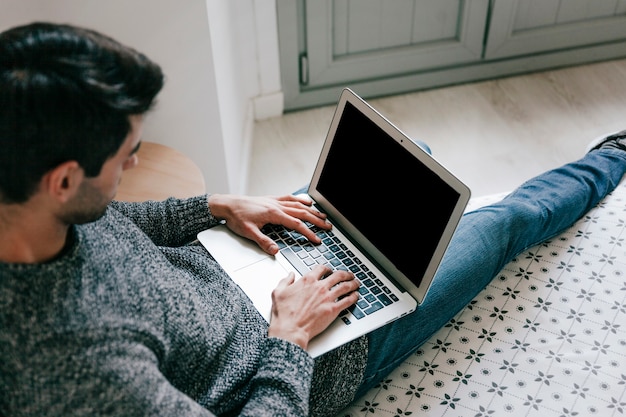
207;194;331;255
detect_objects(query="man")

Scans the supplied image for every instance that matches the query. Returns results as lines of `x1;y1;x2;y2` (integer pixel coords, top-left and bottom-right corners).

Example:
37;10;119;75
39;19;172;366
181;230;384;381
1;22;625;416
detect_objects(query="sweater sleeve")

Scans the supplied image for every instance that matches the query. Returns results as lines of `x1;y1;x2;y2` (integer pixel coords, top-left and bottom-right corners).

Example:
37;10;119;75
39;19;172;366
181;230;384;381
36;340;220;417
241;337;315;416
109;195;220;247
17;334;314;417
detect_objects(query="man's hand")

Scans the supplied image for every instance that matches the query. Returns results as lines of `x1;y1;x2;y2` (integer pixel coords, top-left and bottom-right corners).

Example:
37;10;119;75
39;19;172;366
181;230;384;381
208;194;331;254
267;266;360;350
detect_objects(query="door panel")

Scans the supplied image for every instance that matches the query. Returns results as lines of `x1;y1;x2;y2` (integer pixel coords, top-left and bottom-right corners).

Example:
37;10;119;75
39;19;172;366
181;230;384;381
305;0;489;88
332;0;459;55
485;0;626;59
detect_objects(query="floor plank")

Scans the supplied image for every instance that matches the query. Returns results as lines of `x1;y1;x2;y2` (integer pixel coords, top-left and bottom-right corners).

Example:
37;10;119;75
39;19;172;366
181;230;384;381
248;59;626;197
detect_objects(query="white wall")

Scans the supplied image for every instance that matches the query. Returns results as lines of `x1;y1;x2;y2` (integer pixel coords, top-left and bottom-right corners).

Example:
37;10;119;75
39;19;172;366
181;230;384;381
251;0;284;120
1;0;283;194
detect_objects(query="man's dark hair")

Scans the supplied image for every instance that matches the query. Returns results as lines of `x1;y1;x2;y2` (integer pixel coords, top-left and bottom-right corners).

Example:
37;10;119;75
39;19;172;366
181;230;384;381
0;22;164;203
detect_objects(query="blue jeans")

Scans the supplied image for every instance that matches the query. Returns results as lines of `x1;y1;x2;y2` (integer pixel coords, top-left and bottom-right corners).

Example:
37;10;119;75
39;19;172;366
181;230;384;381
354;148;626;398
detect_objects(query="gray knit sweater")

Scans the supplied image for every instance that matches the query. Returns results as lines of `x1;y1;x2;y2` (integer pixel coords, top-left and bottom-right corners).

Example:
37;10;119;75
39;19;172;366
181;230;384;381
0;196;367;416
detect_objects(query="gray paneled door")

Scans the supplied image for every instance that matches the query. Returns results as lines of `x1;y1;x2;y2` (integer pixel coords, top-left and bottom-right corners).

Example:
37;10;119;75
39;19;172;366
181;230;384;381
278;0;626;110
486;0;626;58
305;0;488;87
278;0;490;110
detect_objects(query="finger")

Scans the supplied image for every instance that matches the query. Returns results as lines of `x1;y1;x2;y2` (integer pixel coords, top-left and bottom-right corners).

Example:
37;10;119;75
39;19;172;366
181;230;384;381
297;209;330;229
292;222;324;245
276;193;313;206
290;204;328;221
285;216;331;245
276;209;329;233
325;270;356;287
275;272;296;290
293;193;313;205
276;198;327;221
335;290;359;310
306;264;333;281
271;273;296;313
247;228;280;255
333;277;361;296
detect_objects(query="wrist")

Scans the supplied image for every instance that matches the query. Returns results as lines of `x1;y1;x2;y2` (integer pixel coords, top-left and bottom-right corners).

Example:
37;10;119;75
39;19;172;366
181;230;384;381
207;194;232;220
268;324;309;350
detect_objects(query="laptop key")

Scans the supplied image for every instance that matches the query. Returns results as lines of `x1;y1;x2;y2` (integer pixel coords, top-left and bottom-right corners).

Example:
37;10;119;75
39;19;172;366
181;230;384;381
280;248;311;276
364;301;383;315
349;305;365;320
377;293;393;306
330;258;342;268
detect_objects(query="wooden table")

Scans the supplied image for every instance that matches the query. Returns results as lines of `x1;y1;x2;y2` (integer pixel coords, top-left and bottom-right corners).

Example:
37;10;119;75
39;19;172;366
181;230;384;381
115;142;206;202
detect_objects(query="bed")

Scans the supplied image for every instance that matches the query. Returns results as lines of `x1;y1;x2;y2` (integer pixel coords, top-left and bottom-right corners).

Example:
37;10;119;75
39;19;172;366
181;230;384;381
338;179;626;417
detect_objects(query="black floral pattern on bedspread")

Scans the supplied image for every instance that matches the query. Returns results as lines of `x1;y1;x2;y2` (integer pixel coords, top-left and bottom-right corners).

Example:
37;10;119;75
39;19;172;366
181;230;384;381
338;181;626;417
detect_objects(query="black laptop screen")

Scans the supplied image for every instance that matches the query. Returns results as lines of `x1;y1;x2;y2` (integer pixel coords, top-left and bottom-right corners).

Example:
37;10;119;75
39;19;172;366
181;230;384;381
316;102;460;286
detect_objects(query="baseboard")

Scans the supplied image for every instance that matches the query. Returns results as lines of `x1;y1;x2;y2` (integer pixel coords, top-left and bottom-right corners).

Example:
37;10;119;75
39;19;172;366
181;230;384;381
252;91;284;120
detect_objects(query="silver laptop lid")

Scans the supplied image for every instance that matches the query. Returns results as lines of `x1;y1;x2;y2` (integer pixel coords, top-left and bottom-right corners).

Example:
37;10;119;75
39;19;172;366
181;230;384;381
308;88;471;304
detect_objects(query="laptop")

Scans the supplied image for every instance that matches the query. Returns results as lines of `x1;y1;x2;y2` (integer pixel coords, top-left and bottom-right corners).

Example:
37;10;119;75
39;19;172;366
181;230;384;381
197;88;470;357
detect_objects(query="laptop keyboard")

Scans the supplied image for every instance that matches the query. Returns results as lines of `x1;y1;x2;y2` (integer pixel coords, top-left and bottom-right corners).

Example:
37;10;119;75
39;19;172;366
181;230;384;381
261;223;400;324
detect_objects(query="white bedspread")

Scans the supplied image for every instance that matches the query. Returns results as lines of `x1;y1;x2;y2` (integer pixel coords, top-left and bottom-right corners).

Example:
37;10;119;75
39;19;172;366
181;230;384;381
339;180;626;417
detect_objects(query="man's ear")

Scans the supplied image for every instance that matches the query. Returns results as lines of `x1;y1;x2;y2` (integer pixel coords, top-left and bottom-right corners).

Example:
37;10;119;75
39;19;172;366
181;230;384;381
42;161;84;203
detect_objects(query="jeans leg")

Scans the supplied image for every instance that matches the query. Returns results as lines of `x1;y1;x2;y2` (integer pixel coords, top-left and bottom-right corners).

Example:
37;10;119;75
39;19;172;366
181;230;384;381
355;149;626;398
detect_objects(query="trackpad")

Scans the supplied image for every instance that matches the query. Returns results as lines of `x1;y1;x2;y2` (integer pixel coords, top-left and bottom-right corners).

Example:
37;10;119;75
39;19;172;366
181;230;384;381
197;226;290;321
198;226;268;271
232;257;290;321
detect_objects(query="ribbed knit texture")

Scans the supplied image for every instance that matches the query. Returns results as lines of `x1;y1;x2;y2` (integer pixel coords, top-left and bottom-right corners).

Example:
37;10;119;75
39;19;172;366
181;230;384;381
0;196;367;416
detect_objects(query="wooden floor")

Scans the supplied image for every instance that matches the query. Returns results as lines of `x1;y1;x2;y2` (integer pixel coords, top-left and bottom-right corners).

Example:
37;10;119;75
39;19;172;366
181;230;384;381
248;58;626;197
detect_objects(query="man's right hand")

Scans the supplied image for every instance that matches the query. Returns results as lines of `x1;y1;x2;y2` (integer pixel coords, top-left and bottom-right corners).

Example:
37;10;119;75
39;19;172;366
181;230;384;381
267;265;360;351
